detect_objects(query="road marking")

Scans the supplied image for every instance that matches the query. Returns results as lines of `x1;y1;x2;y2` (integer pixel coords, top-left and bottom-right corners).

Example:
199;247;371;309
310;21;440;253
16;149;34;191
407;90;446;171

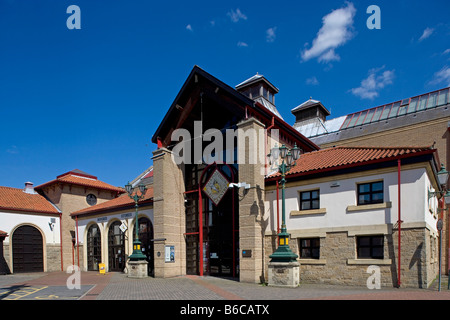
1;286;48;300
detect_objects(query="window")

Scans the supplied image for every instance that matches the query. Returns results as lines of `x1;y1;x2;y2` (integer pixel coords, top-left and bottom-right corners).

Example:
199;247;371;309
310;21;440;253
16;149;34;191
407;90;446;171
300;190;320;210
357;235;384;259
426;92;438;109
250;86;260;99
300;238;320;259
437;89;448;106
86;194;97;206
357;181;383;205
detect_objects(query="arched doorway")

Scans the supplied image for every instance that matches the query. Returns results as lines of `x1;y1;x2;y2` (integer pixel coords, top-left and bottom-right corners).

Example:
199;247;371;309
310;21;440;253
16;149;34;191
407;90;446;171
86;224;101;271
133;217;154;276
108;221;125;272
12;225;43;273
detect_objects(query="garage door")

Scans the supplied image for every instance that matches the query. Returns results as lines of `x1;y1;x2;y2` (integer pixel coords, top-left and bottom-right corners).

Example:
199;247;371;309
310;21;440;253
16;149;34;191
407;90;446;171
12;225;44;273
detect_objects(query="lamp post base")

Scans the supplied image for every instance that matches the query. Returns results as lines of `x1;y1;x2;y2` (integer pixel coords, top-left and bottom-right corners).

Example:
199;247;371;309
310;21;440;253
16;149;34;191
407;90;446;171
127;260;148;278
268;261;300;288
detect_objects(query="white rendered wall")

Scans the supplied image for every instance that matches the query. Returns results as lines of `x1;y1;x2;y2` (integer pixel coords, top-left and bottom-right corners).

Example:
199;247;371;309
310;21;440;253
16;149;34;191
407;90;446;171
1;211;61;245
265;167;438;234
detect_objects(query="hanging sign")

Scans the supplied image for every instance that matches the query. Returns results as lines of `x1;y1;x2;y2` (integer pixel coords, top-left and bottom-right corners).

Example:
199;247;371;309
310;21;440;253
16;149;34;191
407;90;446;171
203;169;229;206
119;222;127;233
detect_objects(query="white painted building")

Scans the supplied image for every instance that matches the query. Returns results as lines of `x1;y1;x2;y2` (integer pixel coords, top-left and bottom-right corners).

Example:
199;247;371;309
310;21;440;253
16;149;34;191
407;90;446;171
0;183;62;273
264;146;443;288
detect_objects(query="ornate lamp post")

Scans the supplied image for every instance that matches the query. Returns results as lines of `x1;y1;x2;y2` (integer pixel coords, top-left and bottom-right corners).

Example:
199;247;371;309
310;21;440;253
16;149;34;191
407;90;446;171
125;182;147;261
268;143;301;262
428;164;450;291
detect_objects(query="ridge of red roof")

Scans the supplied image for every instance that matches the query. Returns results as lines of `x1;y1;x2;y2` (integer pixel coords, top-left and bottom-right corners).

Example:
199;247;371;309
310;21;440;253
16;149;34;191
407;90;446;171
71;187;153;217
0;186;60;215
35;171;124;193
266;146;436;180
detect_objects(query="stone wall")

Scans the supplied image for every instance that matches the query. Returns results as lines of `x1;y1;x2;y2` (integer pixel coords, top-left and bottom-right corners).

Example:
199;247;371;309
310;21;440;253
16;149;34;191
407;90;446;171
264;225;439;288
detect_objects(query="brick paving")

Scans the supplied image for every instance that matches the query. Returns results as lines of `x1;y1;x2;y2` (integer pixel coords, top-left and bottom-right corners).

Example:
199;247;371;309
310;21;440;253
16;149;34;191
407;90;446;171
1;271;449;300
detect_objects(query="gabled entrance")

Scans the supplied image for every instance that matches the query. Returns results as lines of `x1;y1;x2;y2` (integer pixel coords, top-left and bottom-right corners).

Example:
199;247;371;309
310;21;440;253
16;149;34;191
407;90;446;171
184;163;238;278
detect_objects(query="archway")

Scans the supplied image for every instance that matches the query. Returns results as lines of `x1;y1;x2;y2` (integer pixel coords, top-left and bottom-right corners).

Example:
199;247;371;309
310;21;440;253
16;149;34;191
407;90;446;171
108;221;125;272
86;224;101;271
12;225;43;273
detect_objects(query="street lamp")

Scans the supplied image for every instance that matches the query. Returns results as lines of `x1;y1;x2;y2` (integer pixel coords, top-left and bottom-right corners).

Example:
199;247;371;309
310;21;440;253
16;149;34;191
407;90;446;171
268;143;301;262
125;182;148;261
427;164;450;291
428;164;449;199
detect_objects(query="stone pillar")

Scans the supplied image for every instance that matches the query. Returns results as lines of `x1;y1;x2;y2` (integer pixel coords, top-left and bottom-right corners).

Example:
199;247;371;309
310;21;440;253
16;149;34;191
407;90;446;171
237;117;266;283
128;260;148;278
268;262;300;288
152;147;186;278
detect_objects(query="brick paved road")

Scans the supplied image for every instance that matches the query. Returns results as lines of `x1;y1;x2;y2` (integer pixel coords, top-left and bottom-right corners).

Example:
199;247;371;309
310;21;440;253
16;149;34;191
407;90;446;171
1;271;449;300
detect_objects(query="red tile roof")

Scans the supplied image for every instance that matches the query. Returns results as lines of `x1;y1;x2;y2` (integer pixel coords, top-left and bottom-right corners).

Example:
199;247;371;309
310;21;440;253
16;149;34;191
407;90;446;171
71;187;153;217
267;146;436;180
0;230;8;237
0;186;60;215
35;170;124;193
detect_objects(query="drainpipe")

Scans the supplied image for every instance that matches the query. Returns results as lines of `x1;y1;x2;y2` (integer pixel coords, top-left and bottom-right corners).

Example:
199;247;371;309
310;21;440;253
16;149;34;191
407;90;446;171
59;212;63;271
76;216;80;268
198;187;203;276
438;197;444;291
397;159;402;287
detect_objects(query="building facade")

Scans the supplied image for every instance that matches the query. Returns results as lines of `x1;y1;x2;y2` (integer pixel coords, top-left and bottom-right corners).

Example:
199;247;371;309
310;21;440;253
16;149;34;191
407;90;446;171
70;167;154;275
1;170;124;273
265;146;442;288
1;66;448;289
292;88;450;275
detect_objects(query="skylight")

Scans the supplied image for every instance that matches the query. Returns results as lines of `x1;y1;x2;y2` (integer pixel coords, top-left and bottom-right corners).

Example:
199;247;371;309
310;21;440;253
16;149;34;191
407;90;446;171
340;87;449;130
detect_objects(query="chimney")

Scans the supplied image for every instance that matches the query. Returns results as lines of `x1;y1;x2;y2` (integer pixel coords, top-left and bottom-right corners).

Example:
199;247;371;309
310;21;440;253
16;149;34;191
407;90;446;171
24;182;35;194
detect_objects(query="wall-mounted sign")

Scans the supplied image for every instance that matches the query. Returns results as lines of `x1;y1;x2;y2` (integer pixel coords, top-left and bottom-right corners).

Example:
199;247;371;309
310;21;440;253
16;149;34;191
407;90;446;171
97;217;107;223
121;212;133;219
165;245;175;263
242;250;252;258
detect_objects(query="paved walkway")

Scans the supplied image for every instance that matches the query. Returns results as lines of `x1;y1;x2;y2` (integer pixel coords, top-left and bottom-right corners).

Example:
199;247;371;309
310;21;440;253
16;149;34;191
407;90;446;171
1;271;449;301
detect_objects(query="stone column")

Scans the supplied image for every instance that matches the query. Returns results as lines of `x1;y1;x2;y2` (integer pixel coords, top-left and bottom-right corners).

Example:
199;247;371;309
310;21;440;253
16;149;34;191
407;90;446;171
237;117;266;283
152;147;186;278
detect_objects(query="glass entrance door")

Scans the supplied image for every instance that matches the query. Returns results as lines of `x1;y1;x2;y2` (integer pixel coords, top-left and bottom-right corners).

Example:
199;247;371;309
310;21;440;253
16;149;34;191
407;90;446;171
108;221;125;272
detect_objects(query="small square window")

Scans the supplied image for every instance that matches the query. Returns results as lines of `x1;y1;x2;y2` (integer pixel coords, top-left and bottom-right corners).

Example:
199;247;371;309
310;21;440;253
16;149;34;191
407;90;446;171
300;238;320;259
357;235;384;259
299;190;320;210
357;181;383;205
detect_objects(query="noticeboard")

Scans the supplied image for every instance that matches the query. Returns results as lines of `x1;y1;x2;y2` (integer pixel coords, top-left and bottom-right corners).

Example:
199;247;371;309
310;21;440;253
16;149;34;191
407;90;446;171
165;245;175;263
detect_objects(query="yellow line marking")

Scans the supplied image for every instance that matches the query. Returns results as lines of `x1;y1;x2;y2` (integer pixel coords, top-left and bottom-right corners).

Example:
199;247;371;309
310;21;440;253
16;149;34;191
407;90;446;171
2;286;48;300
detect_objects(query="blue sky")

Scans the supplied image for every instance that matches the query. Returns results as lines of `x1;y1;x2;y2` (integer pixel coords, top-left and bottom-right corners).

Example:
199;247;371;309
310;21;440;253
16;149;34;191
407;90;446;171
1;0;449;189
